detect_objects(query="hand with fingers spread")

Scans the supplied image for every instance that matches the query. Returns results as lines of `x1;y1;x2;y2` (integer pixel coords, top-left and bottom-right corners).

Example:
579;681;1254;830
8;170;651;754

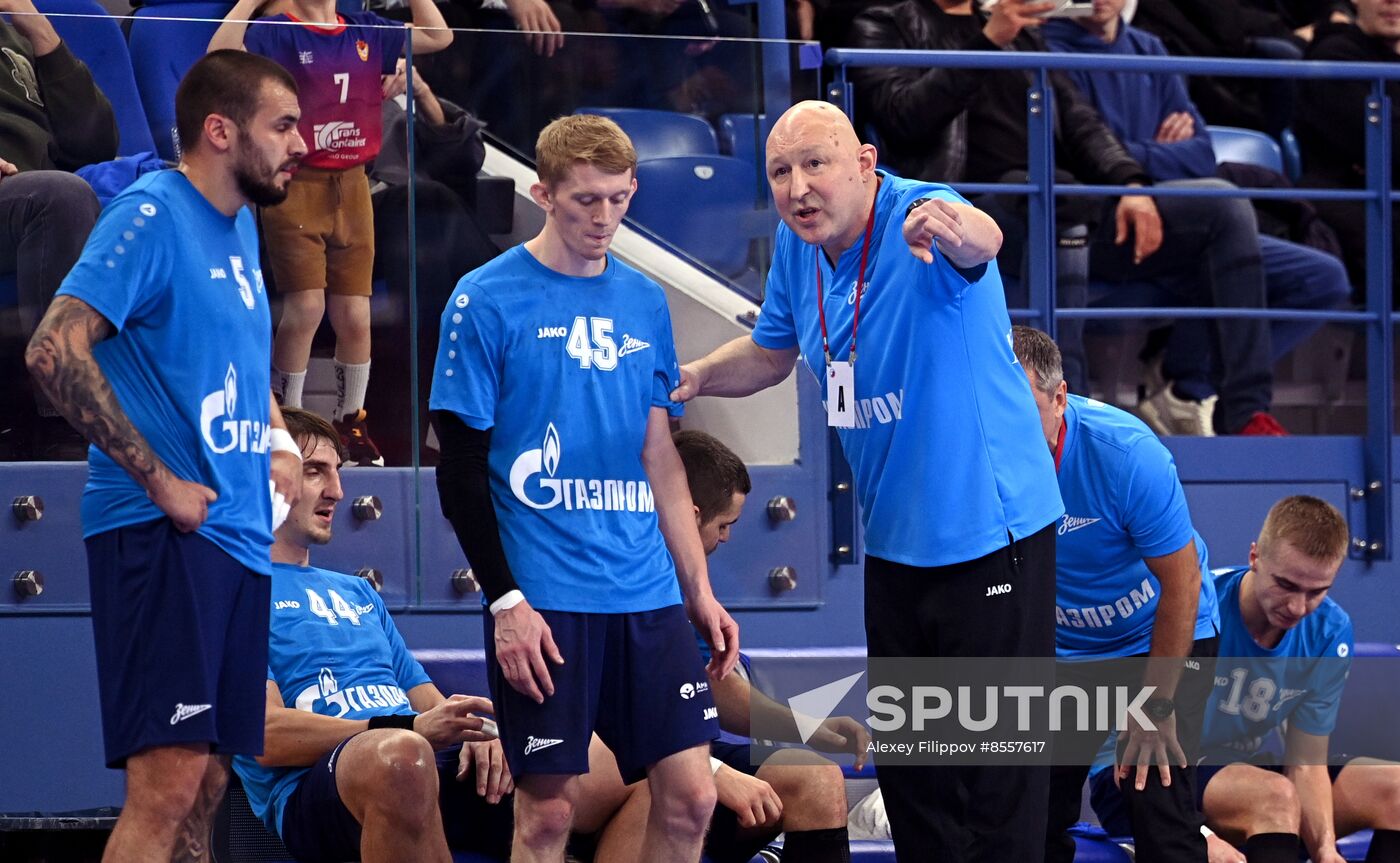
413;694;499;748
1115;711;1186;792
1154;111;1196;144
983;0;1058;47
1114;191;1163;265
504;0;565;56
457;738;515;804
493;598;564;703
715;766;784;829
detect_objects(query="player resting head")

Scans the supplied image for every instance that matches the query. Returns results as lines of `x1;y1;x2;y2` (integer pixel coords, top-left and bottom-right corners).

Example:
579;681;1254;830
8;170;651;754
673;430;751;555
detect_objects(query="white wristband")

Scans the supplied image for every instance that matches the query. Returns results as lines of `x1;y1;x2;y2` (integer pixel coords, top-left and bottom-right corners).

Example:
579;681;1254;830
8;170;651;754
268;427;302;460
709;756;724;775
489;589;525;615
1200;825;1215;838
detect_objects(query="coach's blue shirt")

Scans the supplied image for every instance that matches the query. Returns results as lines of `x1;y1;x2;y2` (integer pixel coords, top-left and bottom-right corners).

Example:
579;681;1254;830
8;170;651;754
752;172;1062;566
429;246;685;613
56;170;274;574
1202;568;1352;759
235;563;433;836
1054;395;1217;657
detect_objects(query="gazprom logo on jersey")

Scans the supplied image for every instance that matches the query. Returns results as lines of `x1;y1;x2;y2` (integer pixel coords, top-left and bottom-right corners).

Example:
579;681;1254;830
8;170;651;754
200;363;270;455
294;666;411;718
313;120;367;152
509;423;655;512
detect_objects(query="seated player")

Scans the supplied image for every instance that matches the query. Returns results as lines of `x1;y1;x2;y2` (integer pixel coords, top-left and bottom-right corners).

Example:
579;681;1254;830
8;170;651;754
234;407;629;862
577;430;864;863
1090;496;1400;863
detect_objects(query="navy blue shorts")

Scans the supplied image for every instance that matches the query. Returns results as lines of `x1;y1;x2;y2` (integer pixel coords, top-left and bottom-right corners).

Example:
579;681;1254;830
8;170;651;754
484;604;719;782
1088;761;1348;837
86;518;270;768
280;733;515;862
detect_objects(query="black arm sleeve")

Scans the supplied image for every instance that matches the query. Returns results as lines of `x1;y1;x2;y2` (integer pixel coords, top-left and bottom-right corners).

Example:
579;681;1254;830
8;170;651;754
432;409;520;604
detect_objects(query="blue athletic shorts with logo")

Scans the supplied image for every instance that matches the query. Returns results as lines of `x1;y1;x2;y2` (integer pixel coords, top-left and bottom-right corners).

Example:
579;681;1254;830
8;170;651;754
279;732;515;862
484;604;719;782
86;518;270;768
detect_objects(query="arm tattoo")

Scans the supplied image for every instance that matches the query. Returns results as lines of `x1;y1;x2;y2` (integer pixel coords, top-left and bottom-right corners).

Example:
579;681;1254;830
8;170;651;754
24;296;167;490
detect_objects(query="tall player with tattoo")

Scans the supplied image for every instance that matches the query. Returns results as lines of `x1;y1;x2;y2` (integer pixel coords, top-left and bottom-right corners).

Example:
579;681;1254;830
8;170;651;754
25;51;306;862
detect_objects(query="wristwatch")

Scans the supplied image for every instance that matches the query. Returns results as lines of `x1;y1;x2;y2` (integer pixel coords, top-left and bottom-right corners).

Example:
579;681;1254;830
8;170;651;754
1143;696;1176;722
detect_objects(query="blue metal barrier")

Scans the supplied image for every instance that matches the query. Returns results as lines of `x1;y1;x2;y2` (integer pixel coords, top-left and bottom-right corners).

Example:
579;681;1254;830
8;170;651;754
826;48;1399;560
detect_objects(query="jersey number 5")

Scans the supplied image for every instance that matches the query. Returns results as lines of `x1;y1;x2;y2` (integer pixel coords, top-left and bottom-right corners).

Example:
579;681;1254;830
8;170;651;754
566;316;618;371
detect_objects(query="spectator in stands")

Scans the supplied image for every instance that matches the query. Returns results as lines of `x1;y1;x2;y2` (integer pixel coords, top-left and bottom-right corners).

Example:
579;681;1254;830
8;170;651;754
365;59;503;465
210;0;452;466
430;114;737;863
1090;495;1400;863
1011;326;1220;863
0;0;116;458
381;0;577;154
1040;3;1351;438
849;0;1285;436
1296;0;1400;305
671;100;1062;863
240;405;635;862
589;429;859;863
25;50;304;861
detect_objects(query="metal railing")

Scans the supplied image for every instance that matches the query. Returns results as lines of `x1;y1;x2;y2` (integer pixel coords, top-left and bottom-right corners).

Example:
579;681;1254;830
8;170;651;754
826;47;1398;559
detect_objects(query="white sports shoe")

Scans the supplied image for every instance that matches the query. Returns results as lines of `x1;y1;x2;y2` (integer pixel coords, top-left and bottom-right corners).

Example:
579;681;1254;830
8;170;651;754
1138;384;1218;436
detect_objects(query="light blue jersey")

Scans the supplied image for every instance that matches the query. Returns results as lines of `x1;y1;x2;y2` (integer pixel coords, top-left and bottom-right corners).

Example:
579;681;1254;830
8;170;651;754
56;170;274;574
1202;568;1352;759
429;246;685;613
752;172;1062;567
1053;395;1218;657
234;563;432;835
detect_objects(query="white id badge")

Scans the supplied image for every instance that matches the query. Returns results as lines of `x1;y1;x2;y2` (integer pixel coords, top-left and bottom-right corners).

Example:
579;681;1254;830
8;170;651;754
826;361;856;428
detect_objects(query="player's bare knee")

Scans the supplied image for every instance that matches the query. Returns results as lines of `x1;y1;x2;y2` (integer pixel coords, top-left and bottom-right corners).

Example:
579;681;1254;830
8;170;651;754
516;794;576;849
763;763;846;828
651;777;716;840
126;757;211;823
354;730;438;816
1253;773;1301;834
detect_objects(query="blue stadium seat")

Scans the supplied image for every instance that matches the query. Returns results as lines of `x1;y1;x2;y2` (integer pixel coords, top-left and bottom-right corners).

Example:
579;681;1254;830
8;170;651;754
574;107;718;161
630;155;771;276
127;2;231;159
718;112;773;169
1331;642;1400;764
1207;125;1285;175
35;0;156;157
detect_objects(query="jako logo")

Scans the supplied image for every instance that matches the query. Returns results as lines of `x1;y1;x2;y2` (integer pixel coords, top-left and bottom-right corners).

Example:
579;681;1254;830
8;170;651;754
274;600;301;610
703;707;718;720
986;583;1012;597
313;121;366;152
509;424;656;513
537;326;567;339
201;364;270;455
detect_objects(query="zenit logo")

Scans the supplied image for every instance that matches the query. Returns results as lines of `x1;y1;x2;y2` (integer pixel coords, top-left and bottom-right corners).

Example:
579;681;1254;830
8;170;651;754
509;424;656;513
201;364;270;455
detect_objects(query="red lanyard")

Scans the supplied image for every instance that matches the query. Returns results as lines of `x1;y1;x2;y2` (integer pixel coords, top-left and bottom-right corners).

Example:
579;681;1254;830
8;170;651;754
816;200;877;366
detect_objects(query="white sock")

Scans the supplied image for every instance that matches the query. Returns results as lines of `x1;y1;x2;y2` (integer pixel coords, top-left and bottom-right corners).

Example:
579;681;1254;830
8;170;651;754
274;366;306;408
334;359;370;421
